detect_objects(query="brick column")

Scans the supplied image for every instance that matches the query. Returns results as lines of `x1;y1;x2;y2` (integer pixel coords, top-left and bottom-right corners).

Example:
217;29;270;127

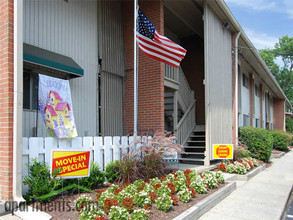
0;0;14;200
273;98;285;131
123;0;165;134
249;73;254;126
260;84;263;128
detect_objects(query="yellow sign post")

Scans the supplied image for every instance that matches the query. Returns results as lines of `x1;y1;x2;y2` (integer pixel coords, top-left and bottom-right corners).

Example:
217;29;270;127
212;144;233;159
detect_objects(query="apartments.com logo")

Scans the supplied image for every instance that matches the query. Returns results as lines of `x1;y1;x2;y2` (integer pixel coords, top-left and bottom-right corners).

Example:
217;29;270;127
4;184;99;213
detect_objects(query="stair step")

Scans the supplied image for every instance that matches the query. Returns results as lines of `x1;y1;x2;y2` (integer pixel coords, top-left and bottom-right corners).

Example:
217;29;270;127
190;135;205;138
193;131;205;135
183;146;205;148
187;140;205;144
180;152;204;155
178;158;204;162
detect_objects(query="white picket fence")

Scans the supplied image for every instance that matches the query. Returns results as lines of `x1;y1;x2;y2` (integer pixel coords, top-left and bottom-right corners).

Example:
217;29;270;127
22;136;149;194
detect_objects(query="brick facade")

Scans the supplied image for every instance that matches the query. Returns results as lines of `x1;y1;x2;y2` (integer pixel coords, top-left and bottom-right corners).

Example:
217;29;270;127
273;98;285;131
123;0;165;134
0;0;14;200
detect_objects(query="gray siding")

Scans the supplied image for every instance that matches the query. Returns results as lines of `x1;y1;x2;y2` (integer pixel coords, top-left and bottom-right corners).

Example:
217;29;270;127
204;5;233;159
98;0;125;77
23;0;98;137
99;0;125;136
101;72;124;136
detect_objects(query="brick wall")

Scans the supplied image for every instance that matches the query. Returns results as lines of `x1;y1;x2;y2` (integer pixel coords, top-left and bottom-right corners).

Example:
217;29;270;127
273;98;285;131
123;0;165;134
0;0;14;200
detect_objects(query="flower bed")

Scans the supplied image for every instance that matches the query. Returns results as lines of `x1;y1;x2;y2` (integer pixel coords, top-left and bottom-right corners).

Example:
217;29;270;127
216;157;260;175
40;169;226;220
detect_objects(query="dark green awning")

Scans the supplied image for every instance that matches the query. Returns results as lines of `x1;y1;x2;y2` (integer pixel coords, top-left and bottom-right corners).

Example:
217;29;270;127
23;43;84;77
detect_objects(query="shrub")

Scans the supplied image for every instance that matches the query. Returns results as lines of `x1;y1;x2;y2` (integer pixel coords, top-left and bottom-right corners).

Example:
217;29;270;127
116;151;143;185
133;191;151;207
234;147;251;160
155;194;173;212
130;209;149;220
202;171;218;189
270;130;290;151
138;131;182;180
105;161;120;183
75;194;92;213
103;198;119;214
23;158;61;202
286;117;293;133
178;188;192;203
239;127;273;162
121;198;134;212
108;206;129;220
79;162;105;189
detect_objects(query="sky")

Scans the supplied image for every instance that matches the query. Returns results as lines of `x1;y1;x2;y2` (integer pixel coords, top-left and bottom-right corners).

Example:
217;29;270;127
225;0;293;50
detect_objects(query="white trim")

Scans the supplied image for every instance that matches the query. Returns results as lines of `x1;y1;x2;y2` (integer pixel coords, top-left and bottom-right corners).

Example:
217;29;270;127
13;0;24;201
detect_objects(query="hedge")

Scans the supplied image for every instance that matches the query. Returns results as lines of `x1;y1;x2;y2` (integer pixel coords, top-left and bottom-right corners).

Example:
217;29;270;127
239;127;273;162
270;130;290;151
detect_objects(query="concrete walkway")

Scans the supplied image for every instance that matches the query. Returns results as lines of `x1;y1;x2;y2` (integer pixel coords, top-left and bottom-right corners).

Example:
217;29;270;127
200;150;293;220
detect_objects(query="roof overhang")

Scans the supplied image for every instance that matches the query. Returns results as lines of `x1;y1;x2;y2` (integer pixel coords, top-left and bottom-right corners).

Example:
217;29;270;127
23;43;84;78
207;0;292;109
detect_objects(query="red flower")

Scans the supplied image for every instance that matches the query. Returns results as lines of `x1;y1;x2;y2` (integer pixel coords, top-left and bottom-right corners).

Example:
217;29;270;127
189;188;196;197
95;217;106;220
104;199;119;214
166;183;176;194
199;173;203;178
217;164;226;172
160;176;167;181
113;188;122;195
185;177;191;187
154;183;162;190
170;195;179;205
122;183;130;189
149;192;158;202
122;198;134;212
144;204;151;210
139;183;146;191
172;170;178;178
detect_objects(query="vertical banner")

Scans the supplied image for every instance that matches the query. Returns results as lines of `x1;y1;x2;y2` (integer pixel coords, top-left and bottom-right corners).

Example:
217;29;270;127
38;74;78;138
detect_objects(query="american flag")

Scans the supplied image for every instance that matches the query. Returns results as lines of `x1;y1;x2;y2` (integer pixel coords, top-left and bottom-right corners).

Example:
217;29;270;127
136;9;187;68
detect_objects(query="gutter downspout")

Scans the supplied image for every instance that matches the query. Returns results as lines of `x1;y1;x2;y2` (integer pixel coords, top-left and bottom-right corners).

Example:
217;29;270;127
13;0;25;202
234;31;241;142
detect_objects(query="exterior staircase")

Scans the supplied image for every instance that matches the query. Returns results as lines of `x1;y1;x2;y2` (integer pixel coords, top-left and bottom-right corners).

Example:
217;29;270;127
179;125;205;165
164;91;184;132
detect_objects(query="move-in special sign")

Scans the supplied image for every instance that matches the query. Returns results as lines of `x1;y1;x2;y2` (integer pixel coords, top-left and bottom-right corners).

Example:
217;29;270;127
213;144;233;159
51;150;91;178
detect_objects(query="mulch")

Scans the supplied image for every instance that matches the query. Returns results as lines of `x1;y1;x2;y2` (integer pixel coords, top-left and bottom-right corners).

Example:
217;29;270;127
30;183;227;220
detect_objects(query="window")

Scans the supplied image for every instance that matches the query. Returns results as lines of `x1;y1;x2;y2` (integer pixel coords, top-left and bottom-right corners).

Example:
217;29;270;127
255;85;259;97
243;114;250;127
23;70;38;110
256;118;260;128
243;74;249;88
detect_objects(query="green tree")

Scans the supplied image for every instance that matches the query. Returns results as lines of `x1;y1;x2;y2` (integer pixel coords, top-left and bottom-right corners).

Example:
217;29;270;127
260;35;293;104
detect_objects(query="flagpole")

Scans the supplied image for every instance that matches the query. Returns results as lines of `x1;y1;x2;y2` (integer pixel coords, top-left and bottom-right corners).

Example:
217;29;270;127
134;0;138;138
